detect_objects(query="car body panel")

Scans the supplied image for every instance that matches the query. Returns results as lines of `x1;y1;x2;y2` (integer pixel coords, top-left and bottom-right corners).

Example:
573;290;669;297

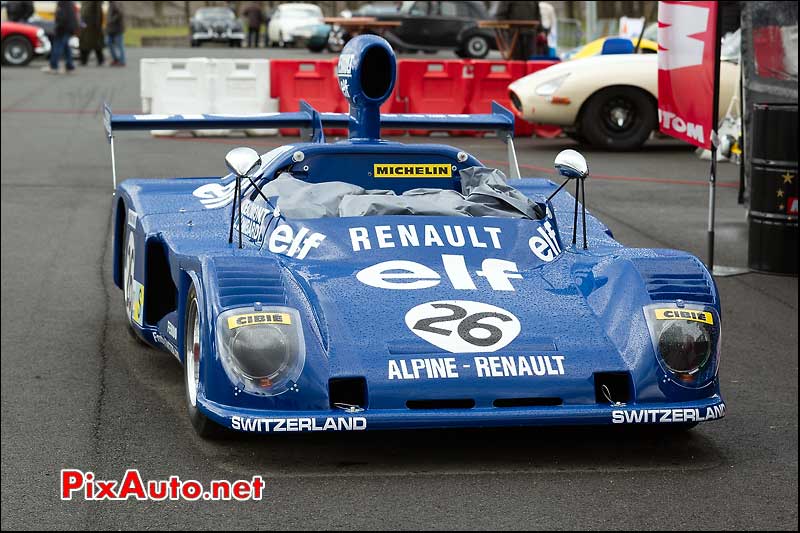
190;7;244;44
378;1;494;53
1;20;49;63
108;35;724;435
509;54;739;127
112;155;724;433
267;3;323;45
568;36;658;60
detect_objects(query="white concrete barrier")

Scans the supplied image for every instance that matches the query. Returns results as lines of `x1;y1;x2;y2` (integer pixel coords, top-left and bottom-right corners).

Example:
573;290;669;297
211;59;278;136
139;58;278;137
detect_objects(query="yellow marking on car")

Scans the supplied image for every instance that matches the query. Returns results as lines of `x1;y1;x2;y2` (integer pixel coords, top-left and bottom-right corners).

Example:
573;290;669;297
373;163;452;178
654;308;714;325
227;312;292;329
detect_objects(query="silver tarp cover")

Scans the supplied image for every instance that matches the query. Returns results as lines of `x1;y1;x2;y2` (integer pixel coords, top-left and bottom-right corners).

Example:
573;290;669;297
260;166;544;219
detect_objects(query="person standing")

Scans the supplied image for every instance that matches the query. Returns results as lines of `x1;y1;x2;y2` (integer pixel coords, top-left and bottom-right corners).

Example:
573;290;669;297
42;0;77;74
106;1;126;66
242;2;265;48
495;1;542;60
7;1;34;22
79;0;104;66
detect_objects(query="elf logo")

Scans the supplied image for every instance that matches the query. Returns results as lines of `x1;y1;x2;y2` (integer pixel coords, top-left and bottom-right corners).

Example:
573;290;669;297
528;220;562;262
657;2;711;71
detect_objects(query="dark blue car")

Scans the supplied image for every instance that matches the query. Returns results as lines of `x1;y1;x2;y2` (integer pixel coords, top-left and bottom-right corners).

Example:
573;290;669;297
104;36;725;437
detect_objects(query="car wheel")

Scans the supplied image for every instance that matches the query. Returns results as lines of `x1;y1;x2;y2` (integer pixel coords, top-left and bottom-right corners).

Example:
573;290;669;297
2;35;34;66
579;86;657;151
190;39;200;47
184;284;225;438
463;35;489;59
454;47;468;58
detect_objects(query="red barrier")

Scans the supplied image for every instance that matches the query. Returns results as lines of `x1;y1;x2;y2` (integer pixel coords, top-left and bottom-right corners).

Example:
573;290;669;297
468;60;532;136
398;60;472;135
269;58;561;138
270;59;343;136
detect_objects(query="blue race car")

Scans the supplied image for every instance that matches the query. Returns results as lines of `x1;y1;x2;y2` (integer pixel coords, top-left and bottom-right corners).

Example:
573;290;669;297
105;36;724;438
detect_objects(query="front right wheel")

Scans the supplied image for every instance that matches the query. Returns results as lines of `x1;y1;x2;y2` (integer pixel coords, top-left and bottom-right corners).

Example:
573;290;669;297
579;86;657;151
184;284;224;438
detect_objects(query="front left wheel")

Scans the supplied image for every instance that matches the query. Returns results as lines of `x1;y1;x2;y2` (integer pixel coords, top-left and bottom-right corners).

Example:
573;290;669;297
2;35;34;66
184;284;224;438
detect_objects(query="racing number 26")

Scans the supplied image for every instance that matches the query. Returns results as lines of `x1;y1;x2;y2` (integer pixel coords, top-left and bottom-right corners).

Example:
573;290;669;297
405;300;522;353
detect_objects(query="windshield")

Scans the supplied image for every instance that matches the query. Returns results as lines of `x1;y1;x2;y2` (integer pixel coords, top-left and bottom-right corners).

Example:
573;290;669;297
196;8;234;20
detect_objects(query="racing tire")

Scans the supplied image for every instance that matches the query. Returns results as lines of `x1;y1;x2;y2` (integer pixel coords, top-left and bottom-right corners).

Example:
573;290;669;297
579;86;657;151
2;35;34;66
184;284;225;439
463;34;490;59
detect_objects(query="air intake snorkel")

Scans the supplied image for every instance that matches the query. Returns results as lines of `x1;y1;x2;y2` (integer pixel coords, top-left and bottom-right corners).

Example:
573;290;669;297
336;35;397;142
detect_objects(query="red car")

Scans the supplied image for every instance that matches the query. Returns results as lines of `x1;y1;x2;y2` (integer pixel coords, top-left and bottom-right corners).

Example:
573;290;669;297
1;21;51;66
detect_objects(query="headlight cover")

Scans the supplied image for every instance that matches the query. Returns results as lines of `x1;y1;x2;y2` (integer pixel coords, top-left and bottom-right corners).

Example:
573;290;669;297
216;306;306;396
535;74;570;97
644;303;721;389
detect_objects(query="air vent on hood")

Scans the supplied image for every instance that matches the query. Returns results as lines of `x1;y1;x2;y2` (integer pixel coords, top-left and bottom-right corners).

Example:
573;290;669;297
633;257;715;304
215;258;286;308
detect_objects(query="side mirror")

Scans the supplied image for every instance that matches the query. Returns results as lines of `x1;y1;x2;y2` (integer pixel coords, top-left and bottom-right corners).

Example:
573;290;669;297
554;149;589;180
224;147;261;179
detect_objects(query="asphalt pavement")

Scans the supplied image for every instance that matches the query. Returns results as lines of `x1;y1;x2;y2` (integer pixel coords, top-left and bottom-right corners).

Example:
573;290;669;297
1;47;797;530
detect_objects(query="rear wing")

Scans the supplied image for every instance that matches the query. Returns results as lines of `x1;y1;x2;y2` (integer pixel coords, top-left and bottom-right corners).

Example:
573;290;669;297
103;100;520;190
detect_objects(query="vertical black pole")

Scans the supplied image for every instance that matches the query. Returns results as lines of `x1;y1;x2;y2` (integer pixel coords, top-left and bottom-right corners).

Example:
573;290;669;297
572;178;580;245
228;179;237;244
581;178;588;249
707;3;723;271
237;177;243;249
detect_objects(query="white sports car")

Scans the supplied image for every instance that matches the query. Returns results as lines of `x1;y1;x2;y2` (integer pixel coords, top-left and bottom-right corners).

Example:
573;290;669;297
508;52;739;150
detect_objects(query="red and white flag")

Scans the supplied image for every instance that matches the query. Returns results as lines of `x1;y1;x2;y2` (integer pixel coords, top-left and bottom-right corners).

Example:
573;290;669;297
657;1;719;149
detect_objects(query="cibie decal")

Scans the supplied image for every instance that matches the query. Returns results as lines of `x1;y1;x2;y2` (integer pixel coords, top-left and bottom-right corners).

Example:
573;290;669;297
654;308;713;325
528;220;562;262
373;163;452;178
227;312;292;330
193;181;236;209
405;300;521;353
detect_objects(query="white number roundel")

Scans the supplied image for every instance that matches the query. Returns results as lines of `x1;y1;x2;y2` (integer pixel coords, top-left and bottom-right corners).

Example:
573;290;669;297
405;300;521;353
